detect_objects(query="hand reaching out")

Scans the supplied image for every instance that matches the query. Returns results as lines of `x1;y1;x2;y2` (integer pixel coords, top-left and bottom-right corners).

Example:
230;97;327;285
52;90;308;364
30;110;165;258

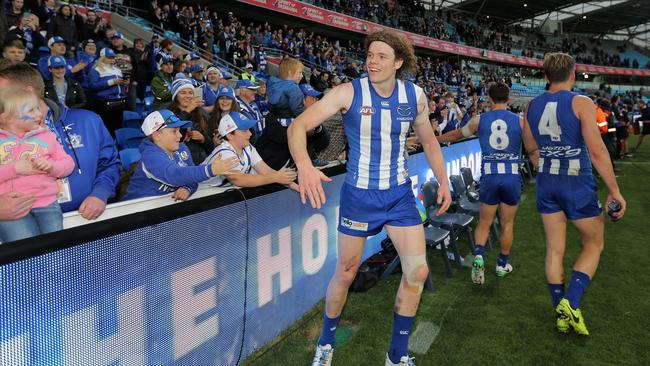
210;155;239;175
273;167;297;185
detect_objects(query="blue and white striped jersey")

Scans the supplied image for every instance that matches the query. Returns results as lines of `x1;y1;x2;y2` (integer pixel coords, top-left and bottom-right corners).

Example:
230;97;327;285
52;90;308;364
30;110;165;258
477;109;521;175
527;90;592;176
342;77;422;190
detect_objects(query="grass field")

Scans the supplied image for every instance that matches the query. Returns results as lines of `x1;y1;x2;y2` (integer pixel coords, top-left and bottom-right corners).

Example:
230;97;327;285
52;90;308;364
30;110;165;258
244;135;650;366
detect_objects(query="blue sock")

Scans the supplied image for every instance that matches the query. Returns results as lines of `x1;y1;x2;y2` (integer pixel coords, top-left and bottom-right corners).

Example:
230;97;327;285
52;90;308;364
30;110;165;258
388;312;415;363
565;271;591;309
548;283;564;308
319;314;340;347
497;253;509;267
474;244;485;257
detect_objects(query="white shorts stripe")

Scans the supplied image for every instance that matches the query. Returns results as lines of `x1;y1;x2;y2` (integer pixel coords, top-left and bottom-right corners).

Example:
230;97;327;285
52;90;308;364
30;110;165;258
497;163;506;174
568;159;580;176
511;163;519;174
539;157;545;172
484;163;492;174
549;159;560;175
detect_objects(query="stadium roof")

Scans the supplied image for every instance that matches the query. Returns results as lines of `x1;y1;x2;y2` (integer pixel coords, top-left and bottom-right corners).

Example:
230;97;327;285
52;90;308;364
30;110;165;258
432;0;650;48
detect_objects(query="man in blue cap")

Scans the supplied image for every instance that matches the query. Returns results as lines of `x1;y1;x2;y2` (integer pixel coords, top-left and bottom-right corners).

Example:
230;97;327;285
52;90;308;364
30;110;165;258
44;55;86;109
185;52;201;67
151;54;175;110
189;64;204;87
123;109;238;201
235;79;264;138
37;36;86;80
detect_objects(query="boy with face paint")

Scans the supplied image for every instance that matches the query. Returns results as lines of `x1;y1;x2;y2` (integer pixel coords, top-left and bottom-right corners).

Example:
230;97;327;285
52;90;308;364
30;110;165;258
0;87;74;243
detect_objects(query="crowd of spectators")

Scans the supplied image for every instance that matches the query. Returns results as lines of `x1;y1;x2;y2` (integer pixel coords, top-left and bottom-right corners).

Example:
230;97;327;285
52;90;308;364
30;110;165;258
0;0;648;244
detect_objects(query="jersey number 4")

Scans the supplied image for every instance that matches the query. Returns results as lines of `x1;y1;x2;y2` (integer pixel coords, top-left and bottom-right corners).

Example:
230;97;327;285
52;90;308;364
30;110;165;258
538;102;562;141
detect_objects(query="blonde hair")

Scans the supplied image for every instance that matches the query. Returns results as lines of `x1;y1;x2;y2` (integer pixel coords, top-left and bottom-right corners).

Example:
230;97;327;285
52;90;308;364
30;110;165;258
543;52;575;83
0;87;39;125
279;57;304;80
95;56;119;74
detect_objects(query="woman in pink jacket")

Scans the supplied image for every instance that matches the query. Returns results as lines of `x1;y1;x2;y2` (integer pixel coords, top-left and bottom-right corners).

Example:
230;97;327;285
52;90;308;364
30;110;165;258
0;87;74;243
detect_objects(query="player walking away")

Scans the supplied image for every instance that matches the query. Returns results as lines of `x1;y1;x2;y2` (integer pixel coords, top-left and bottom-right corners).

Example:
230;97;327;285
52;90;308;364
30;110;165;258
437;81;538;285
288;30;452;366
522;52;626;335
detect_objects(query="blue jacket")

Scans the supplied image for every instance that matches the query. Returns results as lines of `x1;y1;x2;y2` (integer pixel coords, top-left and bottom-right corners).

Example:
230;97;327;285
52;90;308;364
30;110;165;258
54;107;121;212
123;139;214;200
266;76;304;118
75;52;98;89
88;66;125;100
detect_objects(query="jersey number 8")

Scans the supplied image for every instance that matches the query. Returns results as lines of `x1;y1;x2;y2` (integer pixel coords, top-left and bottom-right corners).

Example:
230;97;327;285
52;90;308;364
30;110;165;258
489;119;509;150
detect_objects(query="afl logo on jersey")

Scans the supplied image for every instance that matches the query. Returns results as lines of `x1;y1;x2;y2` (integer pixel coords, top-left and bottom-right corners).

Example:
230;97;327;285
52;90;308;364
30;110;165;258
397;104;412;116
359;106;375;115
180;150;189;161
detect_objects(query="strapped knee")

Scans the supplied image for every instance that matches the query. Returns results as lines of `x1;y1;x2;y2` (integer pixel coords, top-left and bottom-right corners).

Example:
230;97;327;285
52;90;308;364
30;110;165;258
400;254;429;292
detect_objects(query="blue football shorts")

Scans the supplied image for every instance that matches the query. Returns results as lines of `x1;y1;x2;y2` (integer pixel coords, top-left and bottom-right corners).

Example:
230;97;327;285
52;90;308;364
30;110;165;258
536;173;602;220
479;174;521;206
338;182;422;237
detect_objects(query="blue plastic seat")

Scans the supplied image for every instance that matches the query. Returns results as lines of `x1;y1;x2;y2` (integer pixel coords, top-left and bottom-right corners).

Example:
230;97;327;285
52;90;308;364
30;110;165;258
115;128;145;150
119;148;142;170
123;111;144;129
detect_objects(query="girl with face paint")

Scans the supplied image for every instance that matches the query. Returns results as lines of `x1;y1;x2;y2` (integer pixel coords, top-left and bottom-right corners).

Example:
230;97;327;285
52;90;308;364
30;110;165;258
0;87;75;243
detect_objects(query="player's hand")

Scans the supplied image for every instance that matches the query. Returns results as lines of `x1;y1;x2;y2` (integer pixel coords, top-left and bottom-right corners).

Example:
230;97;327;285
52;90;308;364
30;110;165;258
297;163;332;209
436;182;452;216
78;195;107;220
273;167;297;185
32;157;53;173
172;188;191;201
211;155;239;175
606;191;626;220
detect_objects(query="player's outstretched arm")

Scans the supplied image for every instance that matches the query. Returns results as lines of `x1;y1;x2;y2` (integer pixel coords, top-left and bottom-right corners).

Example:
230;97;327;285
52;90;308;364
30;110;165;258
436;115;479;143
413;92;452;215
574;95;626;219
288;83;352;208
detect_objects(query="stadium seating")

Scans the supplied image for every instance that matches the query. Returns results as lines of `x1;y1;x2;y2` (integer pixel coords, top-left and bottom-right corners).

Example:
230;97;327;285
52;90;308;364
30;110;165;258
115;128;146;150
119;148;142;170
